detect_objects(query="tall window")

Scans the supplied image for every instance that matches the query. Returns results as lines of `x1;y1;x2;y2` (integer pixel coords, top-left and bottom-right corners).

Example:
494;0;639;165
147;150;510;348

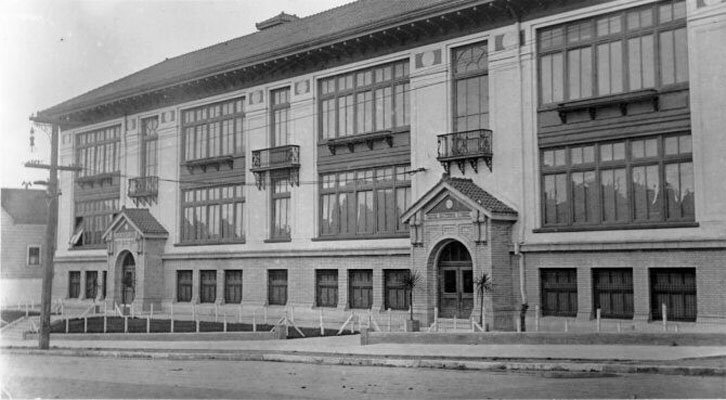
141;116;159;177
68;271;80;298
182;98;244;162
27;246;40;265
200;270;217;303
271;88;291;146
541;133;694;228
224;270;243;304
268;270;287;306
453;41;489;132
177;270;193;302
181;184;244;244
320;60;410;139
320;165;411;238
538;0;687;105
540;269;578;317
384;269;411;310
72;198;119;247
271;175;291;240
593;268;634;319
349;270;373;309
650;268;696;321
76;125;120;178
85;271;98;299
316;270;338;308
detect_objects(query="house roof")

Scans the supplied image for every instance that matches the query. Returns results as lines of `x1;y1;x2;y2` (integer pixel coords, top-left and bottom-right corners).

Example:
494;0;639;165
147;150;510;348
102;207;168;240
0;188;48;225
445;177;518;215
401;175;517;222
36;0;485;119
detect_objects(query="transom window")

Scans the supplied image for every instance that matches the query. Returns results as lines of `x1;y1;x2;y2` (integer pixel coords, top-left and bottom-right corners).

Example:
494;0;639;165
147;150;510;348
72;198;119;247
76;125;120;178
271;175;291;240
141;116;159;177
271;87;291;146
182;98;244;162
452;41;489;132
541;133;694;228
320;165;411;238
320;60;410;139
538;0;687;105
181;184;244;244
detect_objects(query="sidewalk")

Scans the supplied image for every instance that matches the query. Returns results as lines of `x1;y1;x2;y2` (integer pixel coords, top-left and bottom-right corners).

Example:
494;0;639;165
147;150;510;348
2;335;726;376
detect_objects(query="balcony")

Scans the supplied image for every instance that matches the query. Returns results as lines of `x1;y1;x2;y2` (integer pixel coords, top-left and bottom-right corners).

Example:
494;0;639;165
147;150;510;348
128;176;159;206
250;145;300;190
436;129;493;174
323;130;393;155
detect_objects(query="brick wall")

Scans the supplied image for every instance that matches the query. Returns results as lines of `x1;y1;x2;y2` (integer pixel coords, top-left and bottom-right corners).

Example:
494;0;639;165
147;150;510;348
524;249;726;323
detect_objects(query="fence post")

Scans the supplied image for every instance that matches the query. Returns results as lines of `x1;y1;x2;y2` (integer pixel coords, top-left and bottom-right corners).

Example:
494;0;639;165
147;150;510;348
84;316;88;333
170;303;175;333
564;319;569;332
223;313;227;332
25;302;29;318
349;313;355;334
196;319;200;333
290;306;295;323
192;303;196;322
662;303;668;331
103;302;108;333
596;309;601;332
146;315;150;333
252;310;257;332
516;315;522;333
319;309;325;336
434;307;439;332
387;308;392;332
150;303;154;320
617;321;622;333
124;316;128;333
535;305;540;332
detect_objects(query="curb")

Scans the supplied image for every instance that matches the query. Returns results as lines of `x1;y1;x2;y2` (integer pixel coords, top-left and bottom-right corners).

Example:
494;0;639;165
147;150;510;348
2;347;723;377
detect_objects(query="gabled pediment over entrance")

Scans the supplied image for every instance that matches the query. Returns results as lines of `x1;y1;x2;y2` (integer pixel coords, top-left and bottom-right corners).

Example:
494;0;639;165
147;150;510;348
102;207;168;241
401;175;518;225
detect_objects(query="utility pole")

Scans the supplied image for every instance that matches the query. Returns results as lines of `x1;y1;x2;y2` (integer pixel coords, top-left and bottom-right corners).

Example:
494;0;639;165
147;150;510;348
25;122;81;349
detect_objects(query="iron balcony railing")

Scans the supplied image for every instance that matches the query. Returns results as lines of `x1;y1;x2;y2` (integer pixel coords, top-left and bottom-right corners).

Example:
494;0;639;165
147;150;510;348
128;176;159;198
436;129;493;161
250;145;300;172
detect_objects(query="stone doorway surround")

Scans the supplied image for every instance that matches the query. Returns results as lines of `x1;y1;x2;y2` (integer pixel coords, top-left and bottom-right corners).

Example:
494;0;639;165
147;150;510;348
102;207;168;312
401;175;518;330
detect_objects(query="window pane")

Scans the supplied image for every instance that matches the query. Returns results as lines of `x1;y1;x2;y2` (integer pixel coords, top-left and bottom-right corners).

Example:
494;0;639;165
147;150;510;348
568;47;592;100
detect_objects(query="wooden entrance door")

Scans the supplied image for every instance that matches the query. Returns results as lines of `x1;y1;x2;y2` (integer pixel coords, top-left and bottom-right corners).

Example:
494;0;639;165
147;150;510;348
121;253;135;305
437;242;473;319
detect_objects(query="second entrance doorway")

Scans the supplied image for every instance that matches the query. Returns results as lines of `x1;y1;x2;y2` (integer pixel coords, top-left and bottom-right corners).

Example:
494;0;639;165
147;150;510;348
437;241;473;319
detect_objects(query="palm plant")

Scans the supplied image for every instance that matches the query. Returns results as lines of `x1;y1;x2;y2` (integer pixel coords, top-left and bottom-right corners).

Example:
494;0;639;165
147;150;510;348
475;272;493;328
402;270;422;321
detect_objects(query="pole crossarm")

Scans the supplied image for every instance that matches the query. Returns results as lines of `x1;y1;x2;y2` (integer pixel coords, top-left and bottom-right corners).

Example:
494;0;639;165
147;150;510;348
24;162;82;172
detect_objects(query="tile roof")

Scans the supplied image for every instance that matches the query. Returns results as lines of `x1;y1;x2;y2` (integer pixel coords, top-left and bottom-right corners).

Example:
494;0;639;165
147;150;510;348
1;188;48;225
119;208;168;235
445;177;518;215
38;0;482;117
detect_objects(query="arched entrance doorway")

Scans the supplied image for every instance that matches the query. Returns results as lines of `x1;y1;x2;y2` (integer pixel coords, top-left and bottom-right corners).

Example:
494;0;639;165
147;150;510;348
438;241;473;318
120;252;135;305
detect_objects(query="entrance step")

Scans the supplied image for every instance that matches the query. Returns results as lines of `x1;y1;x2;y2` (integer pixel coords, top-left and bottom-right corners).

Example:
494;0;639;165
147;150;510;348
429;318;477;333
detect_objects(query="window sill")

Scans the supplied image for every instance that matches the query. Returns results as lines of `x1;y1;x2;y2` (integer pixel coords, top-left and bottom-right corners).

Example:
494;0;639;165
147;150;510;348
174;240;246;247
182;155;235;173
68;245;106;251
312;234;408;241
264;238;292;243
533;221;699;233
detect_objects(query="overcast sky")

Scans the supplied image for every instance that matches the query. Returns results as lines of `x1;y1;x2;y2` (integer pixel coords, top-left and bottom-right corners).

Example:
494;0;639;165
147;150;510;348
0;0;350;189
